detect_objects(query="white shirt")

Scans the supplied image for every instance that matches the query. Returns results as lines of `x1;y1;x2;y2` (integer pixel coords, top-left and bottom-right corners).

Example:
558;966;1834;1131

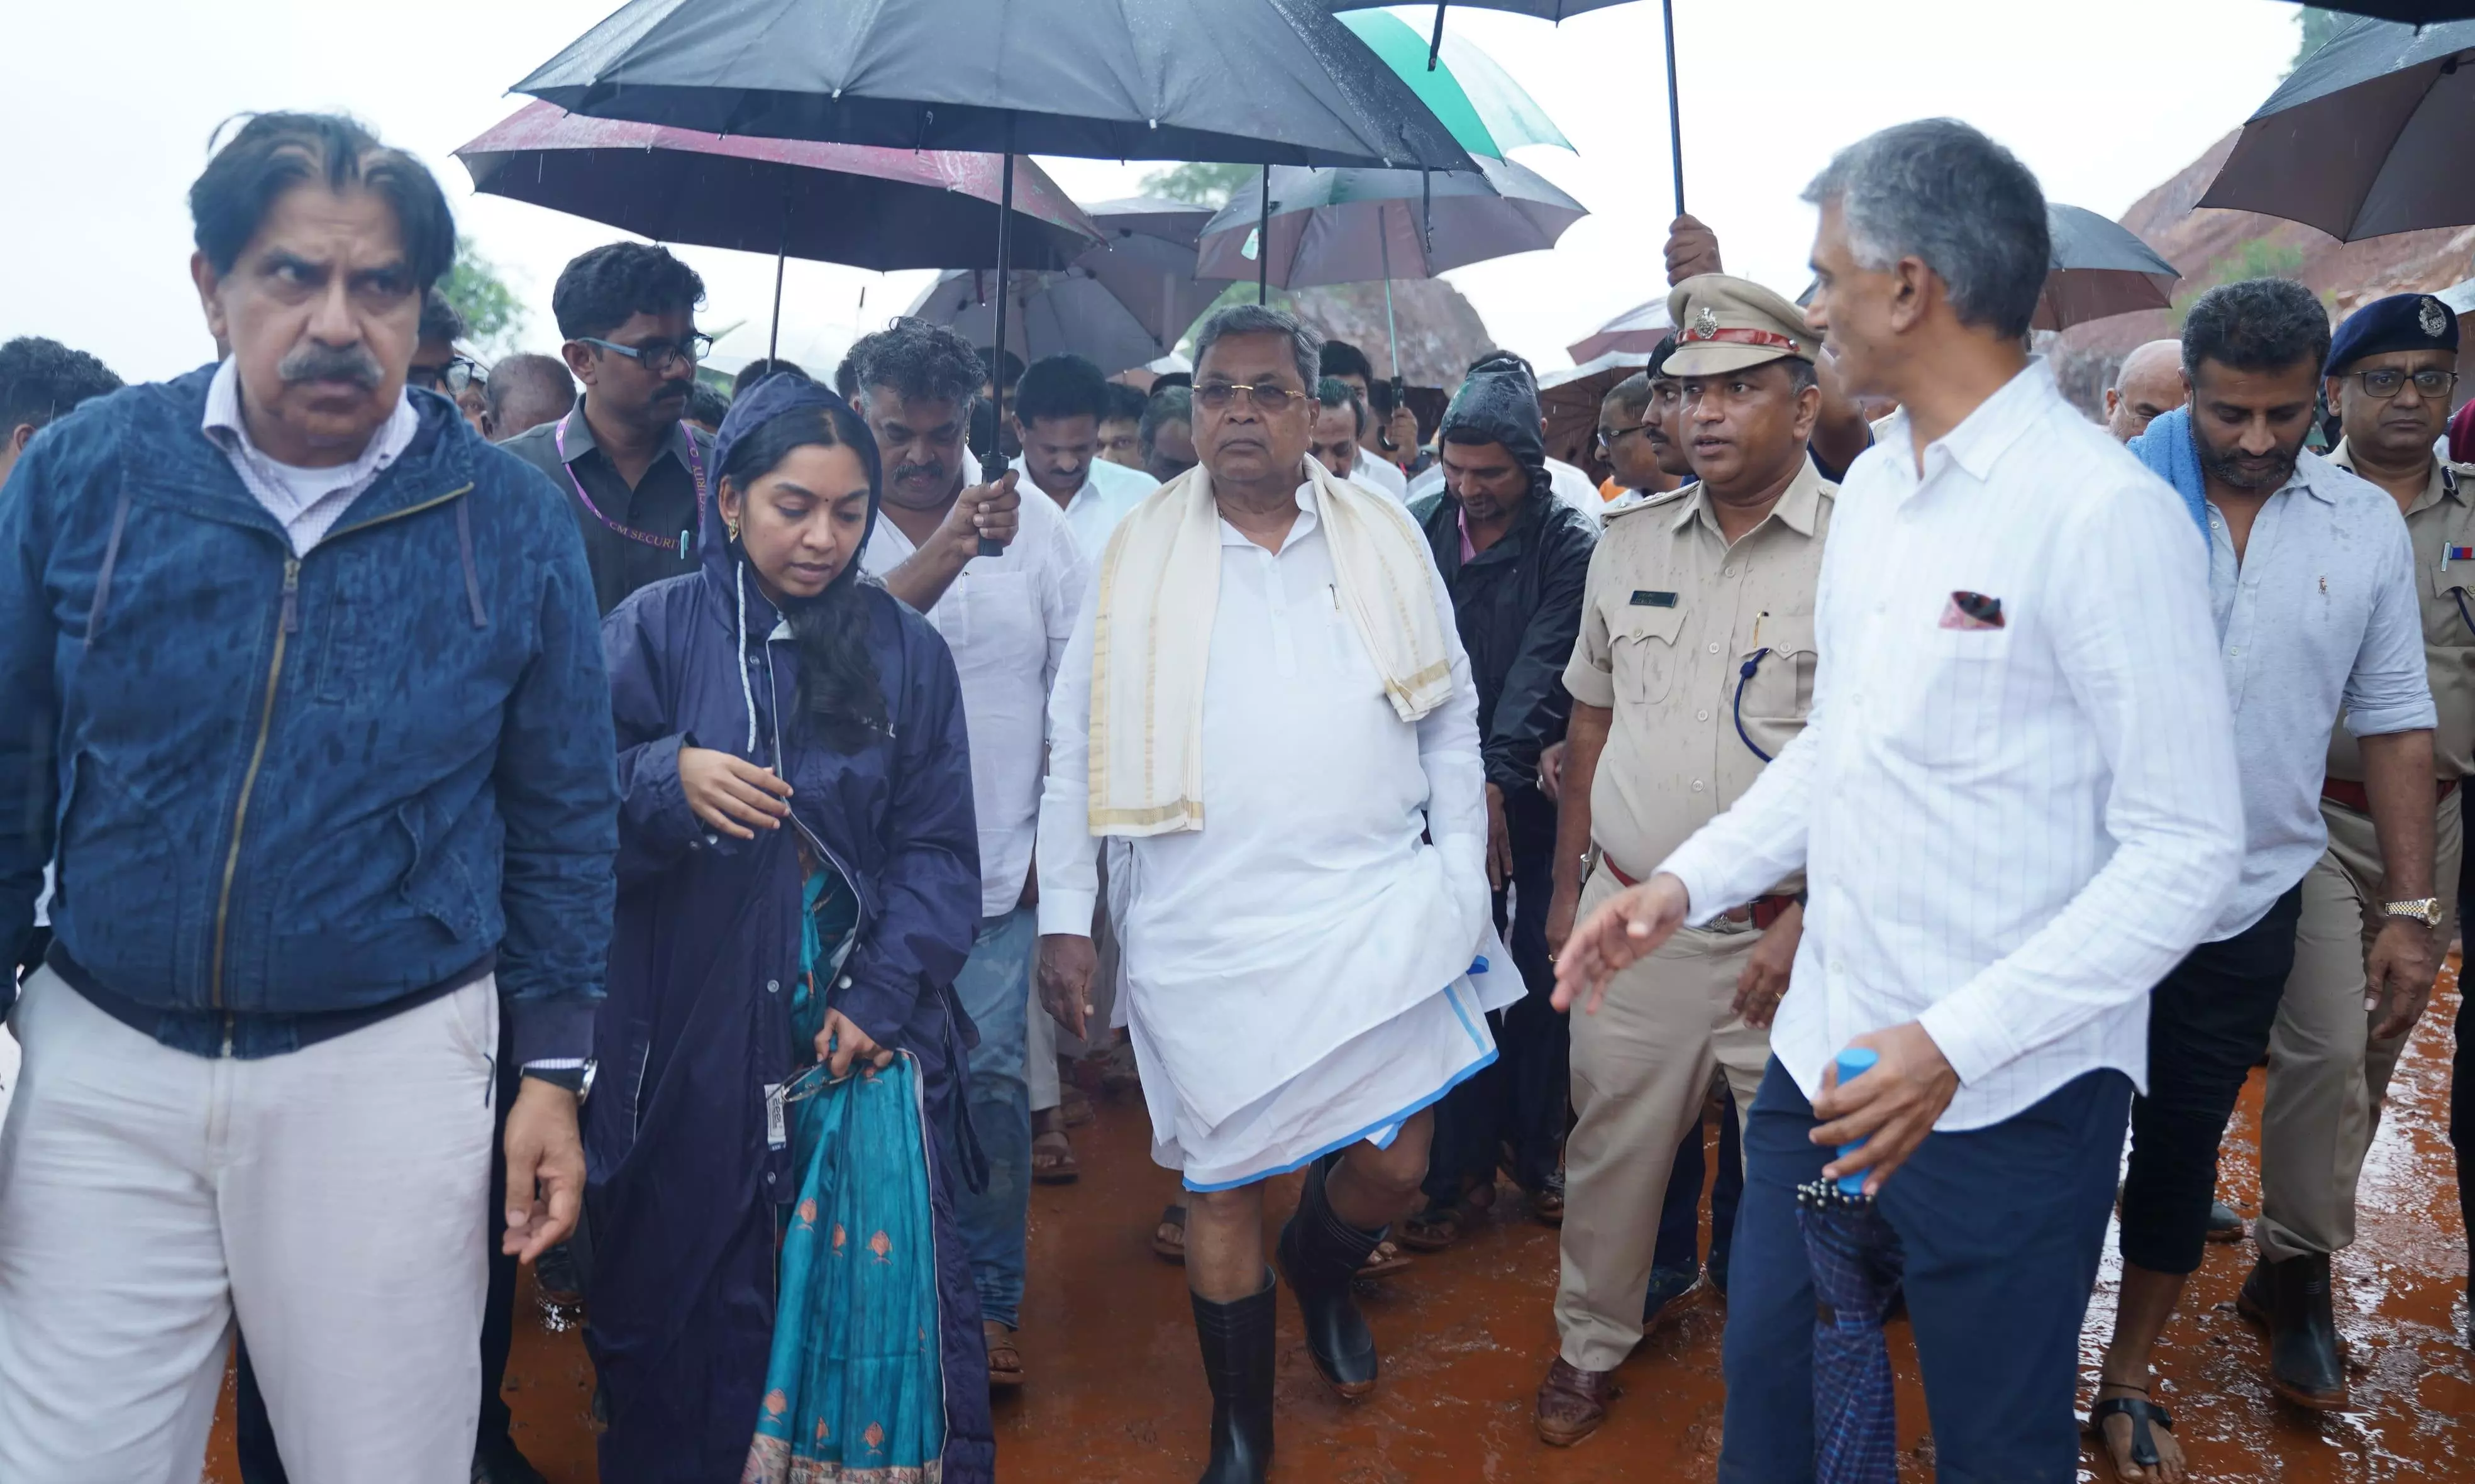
1011;453;1156;560
1546;457;1606;526
1658;360;2244;1131
863;475;1088;916
1036;483;1495;1127
2201;451;2430;938
1353;453;1410;501
202;357;419;554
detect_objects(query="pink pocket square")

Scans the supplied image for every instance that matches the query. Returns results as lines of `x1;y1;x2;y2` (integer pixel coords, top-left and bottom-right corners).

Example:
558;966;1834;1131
1939;591;2005;631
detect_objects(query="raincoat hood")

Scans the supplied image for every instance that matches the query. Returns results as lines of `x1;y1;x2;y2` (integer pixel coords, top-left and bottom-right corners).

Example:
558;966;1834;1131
1439;351;1550;503
704;371;885;590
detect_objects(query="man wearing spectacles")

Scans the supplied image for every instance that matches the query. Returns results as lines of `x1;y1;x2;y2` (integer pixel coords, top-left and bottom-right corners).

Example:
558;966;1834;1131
1595;362;1685;510
408;289;485;433
2247;291;2475;1404
500;243;714;617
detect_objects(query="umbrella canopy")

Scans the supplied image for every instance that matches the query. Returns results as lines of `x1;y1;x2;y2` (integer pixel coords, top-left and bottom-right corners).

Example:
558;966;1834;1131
907;269;1171;377
1568;299;1672;364
514;0;1476;172
453;102;1100;273
1078;199;1236;347
2035;204;2180;331
1333;8;1574;158
2198;16;2475;241
1193;155;1586;287
2282;2;2475;21
1329;0;1635;13
1796;1180;1906;1484
1537;351;1647;472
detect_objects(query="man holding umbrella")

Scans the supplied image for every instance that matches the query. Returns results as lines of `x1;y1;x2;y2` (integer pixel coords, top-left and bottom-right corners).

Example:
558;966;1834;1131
2247;292;2474;1409
1403;352;1597;1251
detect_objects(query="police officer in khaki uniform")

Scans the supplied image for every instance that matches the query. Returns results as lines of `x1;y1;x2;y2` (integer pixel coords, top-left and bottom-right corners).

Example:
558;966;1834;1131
2249;292;2475;1406
1534;275;1836;1445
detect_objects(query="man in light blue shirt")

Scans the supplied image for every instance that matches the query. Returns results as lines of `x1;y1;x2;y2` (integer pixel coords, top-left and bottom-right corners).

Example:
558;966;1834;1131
2095;278;2437;1478
1012;353;1156;562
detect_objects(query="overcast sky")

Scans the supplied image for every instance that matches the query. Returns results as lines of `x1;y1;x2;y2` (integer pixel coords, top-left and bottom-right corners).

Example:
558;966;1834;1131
1;1;2302;385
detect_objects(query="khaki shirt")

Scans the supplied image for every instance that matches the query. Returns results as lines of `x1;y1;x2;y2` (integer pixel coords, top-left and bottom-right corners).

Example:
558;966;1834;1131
2325;440;2475;782
1563;456;1835;886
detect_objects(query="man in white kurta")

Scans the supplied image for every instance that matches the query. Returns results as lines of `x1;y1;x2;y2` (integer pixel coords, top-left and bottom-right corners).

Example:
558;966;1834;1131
1035;306;1508;1484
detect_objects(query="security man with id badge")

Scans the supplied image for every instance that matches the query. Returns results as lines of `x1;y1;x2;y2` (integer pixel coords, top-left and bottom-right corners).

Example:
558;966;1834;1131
2247;292;2475;1404
1534;275;1835;1445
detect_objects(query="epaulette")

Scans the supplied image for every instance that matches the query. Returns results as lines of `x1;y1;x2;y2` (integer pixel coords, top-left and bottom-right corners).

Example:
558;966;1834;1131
1602;481;1694;521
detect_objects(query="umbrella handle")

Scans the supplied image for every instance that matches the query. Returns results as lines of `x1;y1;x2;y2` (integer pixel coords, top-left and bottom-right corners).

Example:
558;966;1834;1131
1832;1047;1878;1196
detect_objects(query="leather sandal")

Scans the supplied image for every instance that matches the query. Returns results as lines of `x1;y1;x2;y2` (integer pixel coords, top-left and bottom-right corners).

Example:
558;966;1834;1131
984;1320;1025;1390
1155;1204;1189;1263
2087;1389;2172;1478
1534;1356;1619;1446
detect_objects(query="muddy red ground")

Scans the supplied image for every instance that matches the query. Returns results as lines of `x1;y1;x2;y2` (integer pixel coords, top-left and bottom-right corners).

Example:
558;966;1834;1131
206;973;2472;1482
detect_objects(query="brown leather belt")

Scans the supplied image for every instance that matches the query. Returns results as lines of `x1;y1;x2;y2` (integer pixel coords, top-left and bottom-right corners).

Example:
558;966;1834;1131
1598;850;1797;930
2319;777;2457;814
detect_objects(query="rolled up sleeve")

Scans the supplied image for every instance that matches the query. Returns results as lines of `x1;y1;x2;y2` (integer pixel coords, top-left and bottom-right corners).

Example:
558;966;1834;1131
2342;516;2438;738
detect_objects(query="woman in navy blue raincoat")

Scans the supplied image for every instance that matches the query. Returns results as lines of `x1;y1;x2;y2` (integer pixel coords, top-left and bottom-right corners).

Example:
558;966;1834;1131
582;372;993;1483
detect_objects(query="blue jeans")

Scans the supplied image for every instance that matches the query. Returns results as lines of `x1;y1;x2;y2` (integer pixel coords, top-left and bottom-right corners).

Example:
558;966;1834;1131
948;907;1036;1329
1719;1058;2129;1484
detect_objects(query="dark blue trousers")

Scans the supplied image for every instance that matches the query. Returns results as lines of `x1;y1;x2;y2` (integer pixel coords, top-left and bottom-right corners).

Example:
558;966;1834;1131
1719;1058;2130;1484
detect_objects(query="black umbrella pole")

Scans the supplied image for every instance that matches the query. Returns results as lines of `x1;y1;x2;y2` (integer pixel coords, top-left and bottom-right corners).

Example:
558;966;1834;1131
1257;172;1270;306
768;248;787;362
982;148;1013;558
1662;0;1685;219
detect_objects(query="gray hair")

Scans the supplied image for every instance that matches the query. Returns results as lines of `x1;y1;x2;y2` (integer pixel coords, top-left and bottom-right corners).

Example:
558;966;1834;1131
1802;118;2050;340
1192;303;1321;392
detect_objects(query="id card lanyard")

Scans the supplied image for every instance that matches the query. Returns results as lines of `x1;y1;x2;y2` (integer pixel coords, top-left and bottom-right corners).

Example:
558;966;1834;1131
554;414;709;556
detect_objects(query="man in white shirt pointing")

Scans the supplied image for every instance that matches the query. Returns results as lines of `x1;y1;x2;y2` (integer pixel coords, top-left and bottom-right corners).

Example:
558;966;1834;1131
1556;119;2245;1482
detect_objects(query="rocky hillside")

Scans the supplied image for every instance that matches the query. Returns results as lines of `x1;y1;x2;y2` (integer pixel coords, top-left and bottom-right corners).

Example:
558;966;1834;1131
1283;278;1498;388
2050;131;2475;415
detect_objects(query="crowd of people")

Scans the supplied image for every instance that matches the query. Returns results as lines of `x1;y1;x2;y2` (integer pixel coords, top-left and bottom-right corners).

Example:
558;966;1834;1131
0;101;2470;1484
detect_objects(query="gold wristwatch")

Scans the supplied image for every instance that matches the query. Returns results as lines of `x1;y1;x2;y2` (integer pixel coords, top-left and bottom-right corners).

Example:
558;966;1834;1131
2383;897;2443;927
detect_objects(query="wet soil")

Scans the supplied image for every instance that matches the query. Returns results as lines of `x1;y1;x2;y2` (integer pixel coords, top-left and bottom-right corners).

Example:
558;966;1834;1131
204;972;2471;1482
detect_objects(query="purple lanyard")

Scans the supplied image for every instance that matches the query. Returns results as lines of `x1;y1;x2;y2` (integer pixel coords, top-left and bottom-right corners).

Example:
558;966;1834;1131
554;414;709;555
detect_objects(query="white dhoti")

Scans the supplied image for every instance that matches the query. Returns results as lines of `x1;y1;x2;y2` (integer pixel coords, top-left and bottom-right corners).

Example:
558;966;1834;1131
1036;480;1505;1192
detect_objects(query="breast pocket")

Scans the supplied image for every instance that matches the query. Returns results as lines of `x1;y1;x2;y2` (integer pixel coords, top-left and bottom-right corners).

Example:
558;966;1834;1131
1886;623;2017;768
1608;604;1687;706
1738;613;1817;727
2428;557;2475;649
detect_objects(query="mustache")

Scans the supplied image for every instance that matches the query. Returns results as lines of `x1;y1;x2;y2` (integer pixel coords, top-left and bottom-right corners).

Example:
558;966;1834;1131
653;377;693;400
2199;440;2300;492
277;341;384;389
891;460;947;484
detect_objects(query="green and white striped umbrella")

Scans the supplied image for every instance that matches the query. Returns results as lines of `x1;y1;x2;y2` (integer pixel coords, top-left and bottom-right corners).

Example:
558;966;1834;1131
1334;8;1574;160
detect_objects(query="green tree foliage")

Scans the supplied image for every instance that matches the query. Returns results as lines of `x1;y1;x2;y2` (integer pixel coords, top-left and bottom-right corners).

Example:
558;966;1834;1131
441;237;525;353
1139;161;1255;209
2290;7;2348;75
2170;238;2312;326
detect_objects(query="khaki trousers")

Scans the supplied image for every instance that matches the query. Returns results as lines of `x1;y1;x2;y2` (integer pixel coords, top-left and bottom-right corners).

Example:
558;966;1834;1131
1555;865;1771;1372
2257;790;2462;1262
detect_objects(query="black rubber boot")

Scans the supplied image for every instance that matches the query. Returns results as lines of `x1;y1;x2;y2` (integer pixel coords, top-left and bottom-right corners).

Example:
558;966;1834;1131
2240;1253;2348;1409
1275;1156;1385;1398
1192;1276;1276;1484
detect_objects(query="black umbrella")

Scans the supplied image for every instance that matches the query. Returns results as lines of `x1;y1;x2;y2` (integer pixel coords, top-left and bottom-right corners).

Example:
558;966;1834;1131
454;102;1101;358
2199;16;2475;240
2283;2;2475;21
1795;1048;1904;1484
2035;204;2180;331
518;0;1473;551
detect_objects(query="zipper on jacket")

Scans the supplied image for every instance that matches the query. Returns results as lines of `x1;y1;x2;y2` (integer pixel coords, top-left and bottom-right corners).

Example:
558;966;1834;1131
202;485;475;1022
209;557;298;1012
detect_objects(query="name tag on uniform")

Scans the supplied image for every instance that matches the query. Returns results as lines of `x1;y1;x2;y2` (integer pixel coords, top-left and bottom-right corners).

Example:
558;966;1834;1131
1630;590;1678;607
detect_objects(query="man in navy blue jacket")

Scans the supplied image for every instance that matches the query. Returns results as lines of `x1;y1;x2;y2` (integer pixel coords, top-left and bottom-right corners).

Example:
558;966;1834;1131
0;113;617;1484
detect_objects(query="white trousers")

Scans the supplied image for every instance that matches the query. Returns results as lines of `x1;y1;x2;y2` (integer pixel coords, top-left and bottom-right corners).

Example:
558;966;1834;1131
0;968;497;1484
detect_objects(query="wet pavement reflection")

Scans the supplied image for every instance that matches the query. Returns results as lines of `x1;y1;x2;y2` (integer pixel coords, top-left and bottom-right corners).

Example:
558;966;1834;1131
204;972;2469;1482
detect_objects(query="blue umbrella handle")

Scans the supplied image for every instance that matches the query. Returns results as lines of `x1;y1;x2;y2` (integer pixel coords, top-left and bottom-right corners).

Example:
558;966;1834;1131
1832;1047;1878;1197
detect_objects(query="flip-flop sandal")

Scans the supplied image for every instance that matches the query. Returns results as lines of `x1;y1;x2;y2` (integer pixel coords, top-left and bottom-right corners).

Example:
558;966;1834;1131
1154;1204;1188;1263
1100;1043;1143;1094
2087;1391;2173;1480
1399;1199;1466;1253
1031;1129;1080;1185
984;1322;1025;1390
1528;1177;1566;1226
1356;1239;1413;1280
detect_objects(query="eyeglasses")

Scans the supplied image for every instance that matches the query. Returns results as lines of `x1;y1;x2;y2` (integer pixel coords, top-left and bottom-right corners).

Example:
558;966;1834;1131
1596;423;1647;453
577;333;714;372
2344;367;2459;401
409;354;484;394
1195;380;1305;414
